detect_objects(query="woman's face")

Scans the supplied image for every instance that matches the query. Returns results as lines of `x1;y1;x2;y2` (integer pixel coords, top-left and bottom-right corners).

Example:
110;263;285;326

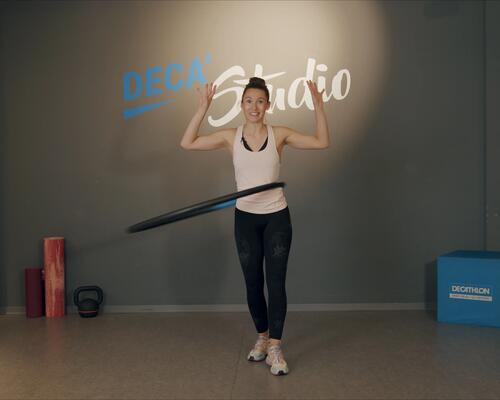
241;88;270;123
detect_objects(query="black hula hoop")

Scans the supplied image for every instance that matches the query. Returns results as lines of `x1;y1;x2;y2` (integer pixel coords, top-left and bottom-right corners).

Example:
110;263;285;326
127;182;285;233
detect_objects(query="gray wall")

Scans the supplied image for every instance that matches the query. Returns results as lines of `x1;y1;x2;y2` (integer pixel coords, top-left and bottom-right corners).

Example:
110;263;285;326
0;0;497;310
487;0;500;250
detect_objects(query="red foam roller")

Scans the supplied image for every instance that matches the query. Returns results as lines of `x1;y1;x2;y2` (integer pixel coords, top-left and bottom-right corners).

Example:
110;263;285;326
25;267;44;318
44;237;65;317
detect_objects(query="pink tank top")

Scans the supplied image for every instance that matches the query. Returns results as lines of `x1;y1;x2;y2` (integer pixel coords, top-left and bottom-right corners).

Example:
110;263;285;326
233;124;287;214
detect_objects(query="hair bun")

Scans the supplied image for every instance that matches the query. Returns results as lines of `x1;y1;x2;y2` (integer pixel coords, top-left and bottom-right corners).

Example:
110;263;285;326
248;77;266;86
242;76;270;102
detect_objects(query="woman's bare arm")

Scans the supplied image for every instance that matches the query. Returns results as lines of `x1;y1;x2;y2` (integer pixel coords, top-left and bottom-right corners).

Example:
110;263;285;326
180;83;232;151
280;80;330;150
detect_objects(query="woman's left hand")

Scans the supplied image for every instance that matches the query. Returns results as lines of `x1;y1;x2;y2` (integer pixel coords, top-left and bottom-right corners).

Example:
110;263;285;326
306;80;325;109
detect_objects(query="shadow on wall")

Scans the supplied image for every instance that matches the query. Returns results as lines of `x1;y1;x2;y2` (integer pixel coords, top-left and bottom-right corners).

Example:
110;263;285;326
336;0;474;303
109;121;173;177
423;0;460;18
161;215;237;306
425;260;437;318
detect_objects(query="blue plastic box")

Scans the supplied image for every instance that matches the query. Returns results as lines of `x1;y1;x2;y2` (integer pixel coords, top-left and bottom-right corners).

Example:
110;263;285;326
437;250;500;327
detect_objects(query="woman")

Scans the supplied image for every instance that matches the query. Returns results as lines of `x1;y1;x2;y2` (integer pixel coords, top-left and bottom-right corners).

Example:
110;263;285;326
181;77;330;376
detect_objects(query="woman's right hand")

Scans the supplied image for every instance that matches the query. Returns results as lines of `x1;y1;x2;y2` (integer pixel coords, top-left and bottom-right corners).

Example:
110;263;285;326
196;82;217;111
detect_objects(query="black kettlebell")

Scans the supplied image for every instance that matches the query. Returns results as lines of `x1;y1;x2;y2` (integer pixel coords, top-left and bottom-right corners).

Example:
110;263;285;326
73;286;103;318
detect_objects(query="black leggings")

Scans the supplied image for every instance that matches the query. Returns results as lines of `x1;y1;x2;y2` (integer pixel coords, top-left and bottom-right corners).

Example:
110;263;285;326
234;207;292;340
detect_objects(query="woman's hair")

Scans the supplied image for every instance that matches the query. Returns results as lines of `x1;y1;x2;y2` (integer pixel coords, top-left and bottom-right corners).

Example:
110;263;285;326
242;77;269;102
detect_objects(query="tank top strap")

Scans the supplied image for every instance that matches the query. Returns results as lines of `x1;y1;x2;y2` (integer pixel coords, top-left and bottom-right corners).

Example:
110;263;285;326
267;125;276;146
233;125;243;154
236;125;243;140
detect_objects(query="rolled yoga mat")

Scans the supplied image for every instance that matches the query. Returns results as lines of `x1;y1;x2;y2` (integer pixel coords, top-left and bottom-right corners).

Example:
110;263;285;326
44;237;65;317
127;182;286;233
25;267;44;318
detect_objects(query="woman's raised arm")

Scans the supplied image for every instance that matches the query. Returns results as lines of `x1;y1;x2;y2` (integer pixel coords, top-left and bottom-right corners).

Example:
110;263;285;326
180;83;232;151
280;80;330;150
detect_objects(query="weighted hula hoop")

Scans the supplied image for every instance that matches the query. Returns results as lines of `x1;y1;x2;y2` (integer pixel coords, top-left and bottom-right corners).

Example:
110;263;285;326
127;182;285;233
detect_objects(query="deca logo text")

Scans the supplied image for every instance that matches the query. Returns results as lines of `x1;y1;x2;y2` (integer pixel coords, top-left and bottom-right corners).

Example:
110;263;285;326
122;54;210;119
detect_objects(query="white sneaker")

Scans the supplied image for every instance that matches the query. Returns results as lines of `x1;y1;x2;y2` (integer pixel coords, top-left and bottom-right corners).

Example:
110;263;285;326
247;335;268;362
265;345;289;376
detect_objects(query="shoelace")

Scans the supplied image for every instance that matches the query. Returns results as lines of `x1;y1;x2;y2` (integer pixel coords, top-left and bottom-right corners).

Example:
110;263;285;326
268;346;285;364
255;336;269;352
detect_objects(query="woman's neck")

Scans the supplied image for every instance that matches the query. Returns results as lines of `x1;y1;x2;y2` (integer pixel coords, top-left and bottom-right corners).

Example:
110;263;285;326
243;121;266;137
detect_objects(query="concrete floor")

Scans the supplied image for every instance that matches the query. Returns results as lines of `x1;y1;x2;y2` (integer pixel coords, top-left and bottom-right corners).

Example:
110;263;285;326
0;310;499;400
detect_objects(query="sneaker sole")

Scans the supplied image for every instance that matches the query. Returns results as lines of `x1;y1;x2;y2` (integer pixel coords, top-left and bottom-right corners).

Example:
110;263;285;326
266;359;289;375
248;354;267;362
271;368;289;376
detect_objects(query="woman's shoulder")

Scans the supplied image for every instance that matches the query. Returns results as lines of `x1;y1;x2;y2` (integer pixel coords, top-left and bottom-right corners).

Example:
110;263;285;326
214;127;238;148
270;125;291;139
270;125;288;131
215;127;238;138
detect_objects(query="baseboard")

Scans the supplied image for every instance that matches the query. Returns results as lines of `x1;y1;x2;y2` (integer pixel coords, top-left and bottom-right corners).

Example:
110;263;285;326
2;302;436;315
2;306;24;315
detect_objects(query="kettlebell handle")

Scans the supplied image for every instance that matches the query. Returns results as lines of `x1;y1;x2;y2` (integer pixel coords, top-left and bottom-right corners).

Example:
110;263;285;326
74;286;103;306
